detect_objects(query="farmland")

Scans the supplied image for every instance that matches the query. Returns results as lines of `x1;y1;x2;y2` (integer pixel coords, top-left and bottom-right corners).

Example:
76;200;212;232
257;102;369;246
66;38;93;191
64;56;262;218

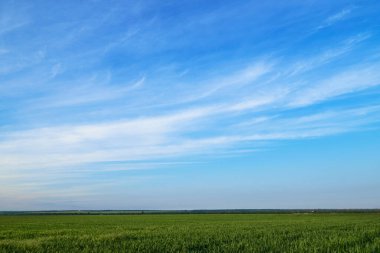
0;213;379;252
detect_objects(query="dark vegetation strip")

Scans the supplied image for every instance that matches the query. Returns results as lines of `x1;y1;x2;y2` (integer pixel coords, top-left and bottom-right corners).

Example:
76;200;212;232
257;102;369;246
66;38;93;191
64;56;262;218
0;209;379;216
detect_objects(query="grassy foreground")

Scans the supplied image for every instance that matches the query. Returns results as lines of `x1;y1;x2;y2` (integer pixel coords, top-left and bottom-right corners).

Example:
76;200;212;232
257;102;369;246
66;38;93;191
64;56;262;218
0;213;379;252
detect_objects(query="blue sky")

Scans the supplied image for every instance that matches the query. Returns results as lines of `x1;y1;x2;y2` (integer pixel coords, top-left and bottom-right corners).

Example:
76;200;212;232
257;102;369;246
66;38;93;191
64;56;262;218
1;0;380;210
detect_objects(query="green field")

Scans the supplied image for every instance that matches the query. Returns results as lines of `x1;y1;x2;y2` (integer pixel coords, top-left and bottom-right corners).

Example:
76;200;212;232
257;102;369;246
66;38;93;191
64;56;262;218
0;213;379;252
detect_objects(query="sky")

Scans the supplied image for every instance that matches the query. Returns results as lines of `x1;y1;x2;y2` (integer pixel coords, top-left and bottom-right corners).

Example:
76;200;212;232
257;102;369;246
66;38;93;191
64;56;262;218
1;0;380;211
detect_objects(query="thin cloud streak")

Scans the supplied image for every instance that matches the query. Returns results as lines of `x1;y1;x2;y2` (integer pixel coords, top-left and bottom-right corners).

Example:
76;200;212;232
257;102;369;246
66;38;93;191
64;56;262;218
317;7;354;30
289;64;380;107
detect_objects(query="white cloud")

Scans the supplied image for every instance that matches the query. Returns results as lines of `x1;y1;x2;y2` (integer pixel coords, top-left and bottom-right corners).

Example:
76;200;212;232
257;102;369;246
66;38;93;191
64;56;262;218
289;64;380;107
28;76;146;108
0;15;28;36
0;107;214;170
286;33;371;76
182;62;272;102
317;7;353;30
1;99;379;173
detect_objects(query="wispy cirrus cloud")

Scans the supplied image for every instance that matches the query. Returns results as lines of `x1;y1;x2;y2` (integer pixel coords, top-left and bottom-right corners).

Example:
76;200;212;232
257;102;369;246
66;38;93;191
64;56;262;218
285;33;371;76
0;11;29;36
288;64;380;107
317;7;354;30
2;60;380;171
2;44;380;171
30;76;146;108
